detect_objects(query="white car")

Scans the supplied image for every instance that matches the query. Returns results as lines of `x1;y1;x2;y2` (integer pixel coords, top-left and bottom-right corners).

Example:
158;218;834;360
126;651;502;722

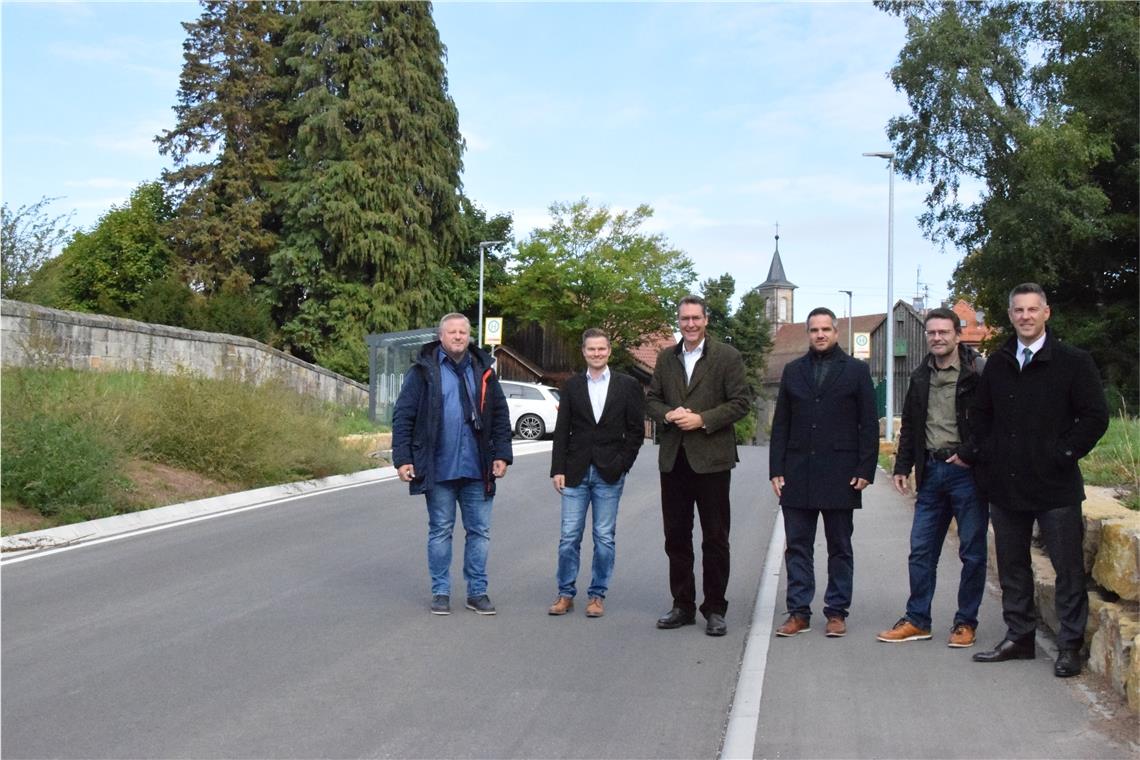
499;380;560;440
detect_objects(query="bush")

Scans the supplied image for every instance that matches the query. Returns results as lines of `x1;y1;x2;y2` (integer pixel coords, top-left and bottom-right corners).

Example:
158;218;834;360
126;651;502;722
1;369;129;519
1;367;372;523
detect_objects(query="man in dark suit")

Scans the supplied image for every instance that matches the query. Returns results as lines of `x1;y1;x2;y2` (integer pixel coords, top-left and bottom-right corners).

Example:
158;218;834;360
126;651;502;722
548;328;645;618
971;283;1108;677
769;306;878;638
647;295;751;636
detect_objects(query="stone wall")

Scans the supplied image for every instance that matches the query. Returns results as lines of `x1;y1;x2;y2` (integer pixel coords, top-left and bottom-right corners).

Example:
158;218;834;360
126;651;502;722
988;488;1140;713
0;300;367;407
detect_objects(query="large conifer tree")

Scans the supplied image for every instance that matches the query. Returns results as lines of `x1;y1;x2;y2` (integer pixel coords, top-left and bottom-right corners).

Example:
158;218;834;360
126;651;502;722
158;2;465;379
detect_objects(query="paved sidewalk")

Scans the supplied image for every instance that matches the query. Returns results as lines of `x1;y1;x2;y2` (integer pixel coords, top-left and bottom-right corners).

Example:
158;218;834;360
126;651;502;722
750;473;1137;759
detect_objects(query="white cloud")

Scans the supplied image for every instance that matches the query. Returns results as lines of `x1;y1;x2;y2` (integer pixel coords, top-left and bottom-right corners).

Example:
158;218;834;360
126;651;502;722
47;42;126;63
89;119;167;157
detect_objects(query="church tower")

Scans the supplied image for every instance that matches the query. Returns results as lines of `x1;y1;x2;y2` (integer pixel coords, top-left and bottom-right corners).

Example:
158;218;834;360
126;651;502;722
756;232;796;334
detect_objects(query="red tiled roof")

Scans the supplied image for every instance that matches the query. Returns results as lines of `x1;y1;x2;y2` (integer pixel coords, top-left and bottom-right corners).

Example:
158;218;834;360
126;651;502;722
629;331;677;373
951;299;995;346
763;313;886;383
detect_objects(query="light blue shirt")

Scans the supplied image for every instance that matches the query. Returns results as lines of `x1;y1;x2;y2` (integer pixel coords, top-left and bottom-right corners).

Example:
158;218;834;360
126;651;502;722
586;366;610;422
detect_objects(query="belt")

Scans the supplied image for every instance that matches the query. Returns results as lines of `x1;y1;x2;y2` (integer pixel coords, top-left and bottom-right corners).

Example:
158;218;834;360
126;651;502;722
926;447;955;462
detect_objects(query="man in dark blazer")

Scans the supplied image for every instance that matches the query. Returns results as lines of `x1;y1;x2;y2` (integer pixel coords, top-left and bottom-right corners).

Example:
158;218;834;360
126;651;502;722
769;307;878;638
647;295;751;636
971;283;1108;677
548;328;645;618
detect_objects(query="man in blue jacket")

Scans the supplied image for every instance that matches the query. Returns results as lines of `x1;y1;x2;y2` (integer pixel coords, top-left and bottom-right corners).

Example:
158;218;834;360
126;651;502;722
769;307;878;639
392;313;514;616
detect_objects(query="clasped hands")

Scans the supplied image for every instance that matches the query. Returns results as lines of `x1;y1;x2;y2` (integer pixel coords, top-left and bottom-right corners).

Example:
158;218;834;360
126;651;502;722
664;406;704;431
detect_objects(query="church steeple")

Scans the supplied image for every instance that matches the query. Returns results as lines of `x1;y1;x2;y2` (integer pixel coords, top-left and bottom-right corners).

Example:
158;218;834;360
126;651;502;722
755;228;796;333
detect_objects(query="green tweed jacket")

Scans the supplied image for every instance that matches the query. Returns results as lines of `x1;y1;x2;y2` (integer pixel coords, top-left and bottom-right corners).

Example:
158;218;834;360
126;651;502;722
646;338;751;474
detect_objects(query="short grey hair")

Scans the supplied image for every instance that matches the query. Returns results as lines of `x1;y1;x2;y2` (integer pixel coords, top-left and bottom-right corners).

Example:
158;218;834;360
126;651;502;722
438;313;471;333
1008;282;1048;308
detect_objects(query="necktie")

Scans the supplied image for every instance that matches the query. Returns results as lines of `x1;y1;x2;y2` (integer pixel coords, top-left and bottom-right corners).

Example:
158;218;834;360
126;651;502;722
1021;347;1033;369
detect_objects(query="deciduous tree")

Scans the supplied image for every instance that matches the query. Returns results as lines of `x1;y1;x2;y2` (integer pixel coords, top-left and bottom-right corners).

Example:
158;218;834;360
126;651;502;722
495;199;695;366
878;0;1138;409
0;197;74;299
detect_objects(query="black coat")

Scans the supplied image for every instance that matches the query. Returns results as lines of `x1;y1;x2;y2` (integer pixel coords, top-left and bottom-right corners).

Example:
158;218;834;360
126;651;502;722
550;370;645;487
973;329;1109;511
769;348;878;510
893;344;985;491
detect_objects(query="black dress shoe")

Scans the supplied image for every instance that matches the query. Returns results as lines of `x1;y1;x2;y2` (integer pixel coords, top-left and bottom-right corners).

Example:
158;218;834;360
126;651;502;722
705;613;727;637
1054;649;1081;678
656;607;696;629
972;637;1036;663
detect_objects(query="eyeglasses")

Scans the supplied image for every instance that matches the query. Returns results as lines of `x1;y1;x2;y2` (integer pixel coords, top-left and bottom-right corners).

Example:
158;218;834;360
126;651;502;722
924;329;955;338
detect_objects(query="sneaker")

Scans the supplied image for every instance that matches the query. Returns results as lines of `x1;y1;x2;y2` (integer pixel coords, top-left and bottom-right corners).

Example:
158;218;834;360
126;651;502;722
775;614;811;637
948;623;976;648
548;596;574;615
465;595;497;615
585;597;604;618
825;615;847;637
877;617;932;642
430;595;450;615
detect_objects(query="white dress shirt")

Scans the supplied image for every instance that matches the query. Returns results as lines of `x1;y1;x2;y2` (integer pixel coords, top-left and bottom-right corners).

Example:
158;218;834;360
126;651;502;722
586;366;610;422
681;339;704;384
1017;333;1046;369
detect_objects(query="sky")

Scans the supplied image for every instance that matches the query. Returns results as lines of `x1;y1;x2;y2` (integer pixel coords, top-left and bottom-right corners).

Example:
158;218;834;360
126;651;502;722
1;1;971;324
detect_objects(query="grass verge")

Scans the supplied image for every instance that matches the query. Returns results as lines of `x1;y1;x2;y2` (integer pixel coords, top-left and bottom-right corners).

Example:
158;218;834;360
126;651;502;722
2;367;380;533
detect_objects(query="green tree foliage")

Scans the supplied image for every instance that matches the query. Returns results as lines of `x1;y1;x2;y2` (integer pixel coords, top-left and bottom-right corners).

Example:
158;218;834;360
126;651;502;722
158;1;466;381
878;0;1139;409
0;197;74;299
453;197;513;325
156;0;288;294
61;183;174;316
496;199;695;366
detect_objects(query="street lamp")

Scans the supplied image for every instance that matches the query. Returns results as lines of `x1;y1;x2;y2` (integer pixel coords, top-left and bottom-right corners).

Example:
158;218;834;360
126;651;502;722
477;240;505;346
838;290;853;354
863;150;895;443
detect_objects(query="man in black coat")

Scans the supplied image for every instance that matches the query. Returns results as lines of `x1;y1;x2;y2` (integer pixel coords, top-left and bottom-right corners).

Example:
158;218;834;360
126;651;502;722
878;307;988;648
769;307;878;638
548;329;645;618
971;283;1108;677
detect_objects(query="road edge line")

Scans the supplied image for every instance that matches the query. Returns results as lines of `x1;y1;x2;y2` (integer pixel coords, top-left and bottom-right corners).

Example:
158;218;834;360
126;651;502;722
720;508;785;760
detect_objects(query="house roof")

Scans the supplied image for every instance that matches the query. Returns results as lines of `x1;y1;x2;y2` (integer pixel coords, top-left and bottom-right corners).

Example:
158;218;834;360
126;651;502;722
951;299;996;346
629;331;677;374
763;313;887;383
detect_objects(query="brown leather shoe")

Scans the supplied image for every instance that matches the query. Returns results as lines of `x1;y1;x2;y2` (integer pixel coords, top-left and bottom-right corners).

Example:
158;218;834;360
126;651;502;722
775;615;811;637
548;596;573;615
877;617;932;642
585;597;604;618
948;623;976;648
825;615;847;637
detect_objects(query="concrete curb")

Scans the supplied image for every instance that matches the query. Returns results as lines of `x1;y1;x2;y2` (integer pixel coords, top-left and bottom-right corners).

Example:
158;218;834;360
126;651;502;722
1;440;553;558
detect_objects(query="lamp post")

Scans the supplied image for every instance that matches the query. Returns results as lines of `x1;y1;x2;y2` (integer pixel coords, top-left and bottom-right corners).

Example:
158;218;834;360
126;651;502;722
477;240;505;347
862;150;895;443
839;289;853;354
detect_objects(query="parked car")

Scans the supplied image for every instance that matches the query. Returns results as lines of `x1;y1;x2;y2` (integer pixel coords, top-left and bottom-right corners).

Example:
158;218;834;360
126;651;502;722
499;380;560;440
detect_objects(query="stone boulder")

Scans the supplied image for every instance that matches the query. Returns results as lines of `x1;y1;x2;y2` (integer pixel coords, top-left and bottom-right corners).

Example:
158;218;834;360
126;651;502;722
1091;513;1140;602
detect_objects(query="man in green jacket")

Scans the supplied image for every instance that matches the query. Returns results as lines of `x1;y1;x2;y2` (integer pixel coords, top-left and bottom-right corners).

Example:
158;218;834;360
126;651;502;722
647;295;751;636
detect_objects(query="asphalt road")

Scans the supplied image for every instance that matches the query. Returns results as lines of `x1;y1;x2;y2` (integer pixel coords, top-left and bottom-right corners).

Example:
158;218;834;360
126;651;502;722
2;443;1135;759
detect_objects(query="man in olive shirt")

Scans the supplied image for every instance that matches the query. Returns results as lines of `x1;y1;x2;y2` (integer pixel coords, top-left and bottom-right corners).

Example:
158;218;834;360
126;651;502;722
879;307;987;647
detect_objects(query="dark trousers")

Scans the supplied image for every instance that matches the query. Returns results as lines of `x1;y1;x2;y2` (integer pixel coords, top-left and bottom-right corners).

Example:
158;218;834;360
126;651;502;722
990;502;1087;650
660;447;731;617
782;507;854;621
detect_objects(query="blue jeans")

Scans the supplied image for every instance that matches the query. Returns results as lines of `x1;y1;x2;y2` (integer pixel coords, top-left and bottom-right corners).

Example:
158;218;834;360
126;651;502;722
425;478;493;597
557;466;625;599
905;459;988;630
